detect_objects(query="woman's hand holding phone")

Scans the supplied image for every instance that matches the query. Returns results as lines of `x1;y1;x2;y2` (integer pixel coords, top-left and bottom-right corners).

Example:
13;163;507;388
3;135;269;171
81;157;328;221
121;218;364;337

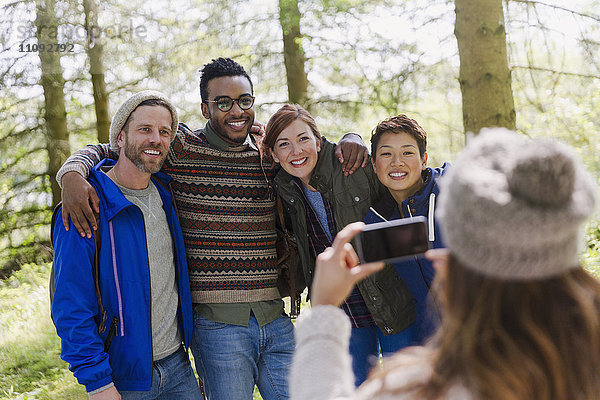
311;222;384;307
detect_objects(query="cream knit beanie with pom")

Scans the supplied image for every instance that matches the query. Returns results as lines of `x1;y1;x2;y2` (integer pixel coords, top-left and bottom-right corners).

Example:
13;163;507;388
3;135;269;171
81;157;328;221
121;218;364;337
438;128;597;280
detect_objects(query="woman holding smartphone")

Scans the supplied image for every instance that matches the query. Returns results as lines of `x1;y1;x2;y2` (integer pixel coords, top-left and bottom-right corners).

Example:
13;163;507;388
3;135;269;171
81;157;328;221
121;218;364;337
290;129;600;400
263;105;420;385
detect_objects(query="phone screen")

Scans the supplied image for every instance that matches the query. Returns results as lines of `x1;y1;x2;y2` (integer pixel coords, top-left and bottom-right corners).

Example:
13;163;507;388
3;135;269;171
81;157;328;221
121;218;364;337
356;216;429;264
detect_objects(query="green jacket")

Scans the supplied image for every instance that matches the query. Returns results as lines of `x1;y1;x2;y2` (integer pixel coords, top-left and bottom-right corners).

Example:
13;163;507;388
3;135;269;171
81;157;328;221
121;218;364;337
274;138;415;334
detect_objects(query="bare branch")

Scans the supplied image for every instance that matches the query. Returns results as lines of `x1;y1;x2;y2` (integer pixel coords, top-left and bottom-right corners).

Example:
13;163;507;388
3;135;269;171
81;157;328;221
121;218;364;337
581;38;600;46
0;239;52;252
0;224;51;238
0;52;29;78
308;97;369;107
510;0;600;23
5;172;48;191
0;147;46;174
0;0;29;11
511;65;600;79
0;203;52;215
107;77;148;95
0;124;44;145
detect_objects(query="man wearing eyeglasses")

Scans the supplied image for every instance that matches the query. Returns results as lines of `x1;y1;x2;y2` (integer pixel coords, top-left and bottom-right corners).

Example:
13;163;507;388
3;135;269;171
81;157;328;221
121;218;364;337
56;57;368;400
201;82;256;144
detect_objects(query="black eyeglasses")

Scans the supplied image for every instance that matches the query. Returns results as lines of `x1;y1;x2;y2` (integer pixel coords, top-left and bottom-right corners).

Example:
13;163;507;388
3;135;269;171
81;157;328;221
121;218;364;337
205;95;255;112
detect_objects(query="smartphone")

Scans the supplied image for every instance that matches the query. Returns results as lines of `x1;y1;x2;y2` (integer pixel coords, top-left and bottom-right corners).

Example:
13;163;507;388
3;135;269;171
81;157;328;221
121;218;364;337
356;216;429;264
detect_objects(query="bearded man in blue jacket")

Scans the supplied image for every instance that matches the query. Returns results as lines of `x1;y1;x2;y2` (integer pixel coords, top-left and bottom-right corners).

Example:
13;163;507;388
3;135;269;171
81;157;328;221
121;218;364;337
52;91;201;400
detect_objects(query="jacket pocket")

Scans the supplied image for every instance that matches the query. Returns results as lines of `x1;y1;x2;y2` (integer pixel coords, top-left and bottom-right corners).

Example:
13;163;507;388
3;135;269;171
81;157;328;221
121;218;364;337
370;267;416;332
104;317;119;353
333;187;370;209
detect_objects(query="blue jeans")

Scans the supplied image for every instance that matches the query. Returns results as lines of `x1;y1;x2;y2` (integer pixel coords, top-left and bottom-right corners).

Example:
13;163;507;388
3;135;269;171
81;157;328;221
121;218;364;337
119;346;202;399
191;312;294;400
349;323;417;387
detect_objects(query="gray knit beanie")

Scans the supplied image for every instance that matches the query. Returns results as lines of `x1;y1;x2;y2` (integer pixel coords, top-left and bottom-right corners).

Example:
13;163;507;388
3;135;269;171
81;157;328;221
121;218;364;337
110;90;179;152
438;128;597;280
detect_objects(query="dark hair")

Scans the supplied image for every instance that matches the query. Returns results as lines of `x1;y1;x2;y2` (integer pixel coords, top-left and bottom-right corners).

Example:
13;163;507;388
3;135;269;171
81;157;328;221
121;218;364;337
122;99;171;134
199;57;253;102
377;255;600;400
371;114;427;161
262;104;321;163
425;255;600;400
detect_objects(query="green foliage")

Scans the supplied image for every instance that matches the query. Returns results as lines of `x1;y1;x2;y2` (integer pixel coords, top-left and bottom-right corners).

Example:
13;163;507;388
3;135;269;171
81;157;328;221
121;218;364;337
0;263;86;399
0;237;53;279
0;113;54;274
507;1;600;176
583;219;600;277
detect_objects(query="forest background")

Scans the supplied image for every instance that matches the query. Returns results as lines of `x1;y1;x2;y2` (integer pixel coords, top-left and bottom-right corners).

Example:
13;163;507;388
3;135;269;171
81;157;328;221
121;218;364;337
1;0;599;398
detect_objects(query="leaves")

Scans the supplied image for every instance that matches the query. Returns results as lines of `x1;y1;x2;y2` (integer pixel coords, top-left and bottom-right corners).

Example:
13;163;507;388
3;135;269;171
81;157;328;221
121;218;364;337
0;0;599;270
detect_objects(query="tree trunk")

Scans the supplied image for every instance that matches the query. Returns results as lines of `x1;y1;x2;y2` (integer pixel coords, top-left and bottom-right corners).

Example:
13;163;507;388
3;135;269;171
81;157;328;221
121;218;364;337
454;0;516;135
36;0;70;207
278;0;309;107
83;0;110;143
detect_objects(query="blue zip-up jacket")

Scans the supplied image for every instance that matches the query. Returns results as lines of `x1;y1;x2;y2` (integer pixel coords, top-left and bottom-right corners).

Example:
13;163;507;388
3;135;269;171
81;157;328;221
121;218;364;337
364;163;449;342
51;159;194;393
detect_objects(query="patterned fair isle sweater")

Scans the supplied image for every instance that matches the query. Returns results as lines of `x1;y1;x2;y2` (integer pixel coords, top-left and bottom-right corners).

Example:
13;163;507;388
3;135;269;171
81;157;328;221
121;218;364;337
165;124;279;303
57;123;280;304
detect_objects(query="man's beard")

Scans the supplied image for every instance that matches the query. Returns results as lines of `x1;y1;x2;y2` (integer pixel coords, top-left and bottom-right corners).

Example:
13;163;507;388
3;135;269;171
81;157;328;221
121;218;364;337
123;135;166;174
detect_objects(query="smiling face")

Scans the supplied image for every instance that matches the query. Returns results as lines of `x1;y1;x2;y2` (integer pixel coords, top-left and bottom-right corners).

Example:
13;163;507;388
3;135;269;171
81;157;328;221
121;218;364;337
118;105;172;174
271;119;322;187
372;131;428;204
201;75;255;144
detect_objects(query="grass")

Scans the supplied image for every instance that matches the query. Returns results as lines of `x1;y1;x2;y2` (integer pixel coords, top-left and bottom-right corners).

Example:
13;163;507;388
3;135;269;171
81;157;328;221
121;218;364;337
0;263;86;399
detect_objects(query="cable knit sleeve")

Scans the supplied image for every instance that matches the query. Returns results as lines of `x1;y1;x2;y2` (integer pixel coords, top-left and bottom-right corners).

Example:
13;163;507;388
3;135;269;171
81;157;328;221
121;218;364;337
56;143;113;188
290;305;356;400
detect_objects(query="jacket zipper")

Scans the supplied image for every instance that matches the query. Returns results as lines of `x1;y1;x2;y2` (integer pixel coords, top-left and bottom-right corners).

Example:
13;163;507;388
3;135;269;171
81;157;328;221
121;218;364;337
108;195;160;385
170;209;186;349
109;203;154;367
143;213;155;373
108;220;125;337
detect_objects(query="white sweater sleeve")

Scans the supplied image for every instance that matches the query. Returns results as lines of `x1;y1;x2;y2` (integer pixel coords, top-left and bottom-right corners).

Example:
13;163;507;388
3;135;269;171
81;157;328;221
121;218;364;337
291;305;442;400
290;305;356;400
